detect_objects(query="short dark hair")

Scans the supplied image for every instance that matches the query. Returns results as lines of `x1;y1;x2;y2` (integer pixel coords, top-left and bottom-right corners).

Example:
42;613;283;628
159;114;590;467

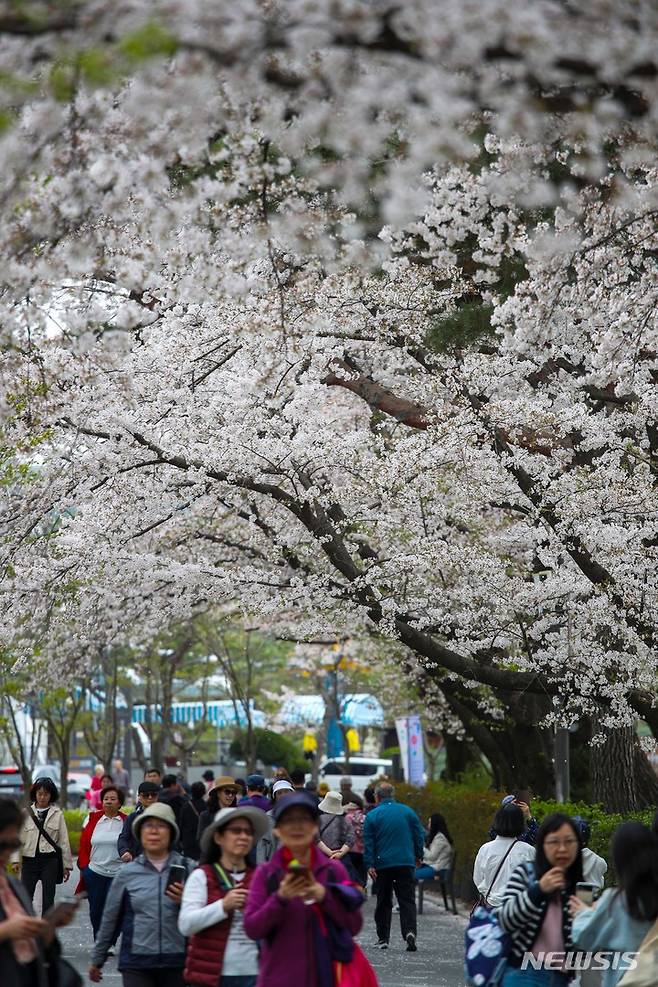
144;768;161;778
100;785;125;807
30;777;59;804
493;805;525;838
289;768;305;786
137;781;160;796
0;797;22;831
190;781;206;800
161;774;178;788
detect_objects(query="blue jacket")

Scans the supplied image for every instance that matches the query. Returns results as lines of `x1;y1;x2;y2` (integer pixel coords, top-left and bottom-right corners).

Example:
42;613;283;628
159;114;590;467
91;851;194;971
363;798;425;870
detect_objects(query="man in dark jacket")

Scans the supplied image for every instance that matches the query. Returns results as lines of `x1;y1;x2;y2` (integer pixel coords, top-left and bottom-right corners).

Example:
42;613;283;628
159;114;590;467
178;780;207;859
238;773;271;812
118;781;159;861
364;783;425;953
157;772;189;844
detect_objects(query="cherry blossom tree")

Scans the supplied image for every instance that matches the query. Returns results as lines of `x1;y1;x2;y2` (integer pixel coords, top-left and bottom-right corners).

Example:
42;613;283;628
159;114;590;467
1;0;657;808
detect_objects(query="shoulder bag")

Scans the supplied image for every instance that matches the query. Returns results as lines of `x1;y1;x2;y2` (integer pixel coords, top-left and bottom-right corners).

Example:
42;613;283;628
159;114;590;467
28;808;64;885
470;838;519;917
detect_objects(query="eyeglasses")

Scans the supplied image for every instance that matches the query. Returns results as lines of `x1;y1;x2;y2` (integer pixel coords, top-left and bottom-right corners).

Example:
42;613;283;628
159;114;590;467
223;826;253;836
544;838;578;849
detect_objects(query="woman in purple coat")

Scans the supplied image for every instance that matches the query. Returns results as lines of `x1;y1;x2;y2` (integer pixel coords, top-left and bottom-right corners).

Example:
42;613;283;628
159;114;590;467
244;792;364;987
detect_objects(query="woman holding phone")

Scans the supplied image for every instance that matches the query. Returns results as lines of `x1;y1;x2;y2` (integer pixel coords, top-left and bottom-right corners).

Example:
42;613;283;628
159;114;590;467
244;792;369;987
0;796;79;987
89;802;193;987
179;806;270;987
497;812;583;985
569;822;658;987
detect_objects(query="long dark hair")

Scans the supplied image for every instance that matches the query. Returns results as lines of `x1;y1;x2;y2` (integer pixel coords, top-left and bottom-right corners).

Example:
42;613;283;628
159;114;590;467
535;813;582;892
612;822;658;922
427;812;452;847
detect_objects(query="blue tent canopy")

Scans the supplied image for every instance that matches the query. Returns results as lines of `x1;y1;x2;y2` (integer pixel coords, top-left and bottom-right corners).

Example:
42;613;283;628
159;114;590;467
132;700;265;728
280;693;384;727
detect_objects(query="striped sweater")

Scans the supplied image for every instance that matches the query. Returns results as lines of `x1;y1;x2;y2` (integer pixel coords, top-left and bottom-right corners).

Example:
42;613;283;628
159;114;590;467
497;861;575;968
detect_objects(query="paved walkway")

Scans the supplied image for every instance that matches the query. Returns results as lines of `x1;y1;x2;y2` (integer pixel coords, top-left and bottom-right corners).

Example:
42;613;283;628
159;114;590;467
52;871;467;987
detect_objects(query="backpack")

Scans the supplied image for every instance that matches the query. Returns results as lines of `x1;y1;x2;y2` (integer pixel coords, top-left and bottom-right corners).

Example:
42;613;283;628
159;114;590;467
464;905;512;987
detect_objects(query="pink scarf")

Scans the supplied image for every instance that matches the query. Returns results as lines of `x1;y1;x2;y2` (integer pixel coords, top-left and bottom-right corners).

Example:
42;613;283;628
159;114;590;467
0;873;37;964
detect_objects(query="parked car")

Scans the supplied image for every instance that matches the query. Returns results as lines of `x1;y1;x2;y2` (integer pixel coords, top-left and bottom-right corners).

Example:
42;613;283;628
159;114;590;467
313;756;393;795
0;766;25;797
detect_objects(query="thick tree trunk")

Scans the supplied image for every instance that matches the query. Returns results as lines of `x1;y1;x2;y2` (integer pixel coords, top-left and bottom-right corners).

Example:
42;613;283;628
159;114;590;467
591;724;638;812
632;735;658;807
493;721;555;798
442;732;480;780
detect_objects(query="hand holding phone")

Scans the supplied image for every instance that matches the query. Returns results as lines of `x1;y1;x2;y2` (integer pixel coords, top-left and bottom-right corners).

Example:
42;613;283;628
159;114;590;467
165;865;187;891
44;897;81;928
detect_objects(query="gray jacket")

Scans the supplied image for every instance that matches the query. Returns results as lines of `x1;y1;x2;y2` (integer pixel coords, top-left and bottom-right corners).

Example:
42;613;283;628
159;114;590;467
318;812;355;851
92;851;194;971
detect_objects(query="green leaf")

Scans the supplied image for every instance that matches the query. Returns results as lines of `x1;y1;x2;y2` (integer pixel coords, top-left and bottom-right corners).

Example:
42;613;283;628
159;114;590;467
119;23;178;62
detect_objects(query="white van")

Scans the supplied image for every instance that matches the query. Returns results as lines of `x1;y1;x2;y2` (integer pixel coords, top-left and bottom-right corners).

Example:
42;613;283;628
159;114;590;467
315;756;393;796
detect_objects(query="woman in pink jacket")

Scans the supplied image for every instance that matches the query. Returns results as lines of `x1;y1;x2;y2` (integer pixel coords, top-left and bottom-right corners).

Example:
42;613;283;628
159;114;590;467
243;792;367;987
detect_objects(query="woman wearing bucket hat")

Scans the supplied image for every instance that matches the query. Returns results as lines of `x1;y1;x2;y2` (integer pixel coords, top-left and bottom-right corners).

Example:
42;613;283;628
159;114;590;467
179;806;269;987
316;791;356;879
244;792;372;987
89;802;195;987
197;778;239;847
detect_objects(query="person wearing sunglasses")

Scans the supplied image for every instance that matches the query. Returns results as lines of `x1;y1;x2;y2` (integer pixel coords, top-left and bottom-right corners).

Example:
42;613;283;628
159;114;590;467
179;806;269;987
497;813;583;985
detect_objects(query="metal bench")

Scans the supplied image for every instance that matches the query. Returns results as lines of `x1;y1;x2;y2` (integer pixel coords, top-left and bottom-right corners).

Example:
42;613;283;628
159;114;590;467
416;854;458;915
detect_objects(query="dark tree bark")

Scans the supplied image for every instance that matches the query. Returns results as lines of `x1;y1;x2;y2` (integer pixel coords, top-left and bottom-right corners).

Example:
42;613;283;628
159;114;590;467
591;724;638;812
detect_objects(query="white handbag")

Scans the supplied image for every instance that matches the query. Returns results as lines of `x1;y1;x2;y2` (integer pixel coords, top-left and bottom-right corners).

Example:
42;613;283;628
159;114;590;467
617;917;658;986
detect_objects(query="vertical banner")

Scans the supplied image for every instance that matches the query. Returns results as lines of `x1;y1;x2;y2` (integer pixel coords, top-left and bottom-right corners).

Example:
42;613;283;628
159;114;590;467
395;716;410;782
407;714;425;787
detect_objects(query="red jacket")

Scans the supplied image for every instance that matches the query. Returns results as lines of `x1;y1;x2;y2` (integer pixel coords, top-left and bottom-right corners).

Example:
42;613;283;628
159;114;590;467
75;810;126;893
184;864;255;987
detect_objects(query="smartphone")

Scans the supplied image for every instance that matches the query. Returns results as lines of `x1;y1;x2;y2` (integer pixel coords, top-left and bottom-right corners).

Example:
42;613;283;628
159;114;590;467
575;882;596;905
44;897;81;925
287;863;310;879
166;864;187;890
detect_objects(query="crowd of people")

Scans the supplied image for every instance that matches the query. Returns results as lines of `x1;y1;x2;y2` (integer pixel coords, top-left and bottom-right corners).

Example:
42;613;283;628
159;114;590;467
470;791;658;986
7;768;658;987
4;767;406;987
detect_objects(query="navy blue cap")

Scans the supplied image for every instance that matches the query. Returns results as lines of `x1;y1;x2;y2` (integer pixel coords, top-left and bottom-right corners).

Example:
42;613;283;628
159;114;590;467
246;773;265;788
272;791;320;823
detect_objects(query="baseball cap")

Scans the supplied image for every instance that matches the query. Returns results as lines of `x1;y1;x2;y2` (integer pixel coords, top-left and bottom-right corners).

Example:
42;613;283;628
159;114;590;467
272;791;321;823
246;773;265;788
137;781;160;796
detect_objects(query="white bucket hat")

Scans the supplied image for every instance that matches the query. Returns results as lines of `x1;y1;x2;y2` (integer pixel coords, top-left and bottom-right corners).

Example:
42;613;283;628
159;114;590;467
317;790;344;815
200;806;270;856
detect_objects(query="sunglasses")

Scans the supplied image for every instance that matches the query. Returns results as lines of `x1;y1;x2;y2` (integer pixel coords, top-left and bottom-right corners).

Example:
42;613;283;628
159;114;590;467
223;826;253;836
